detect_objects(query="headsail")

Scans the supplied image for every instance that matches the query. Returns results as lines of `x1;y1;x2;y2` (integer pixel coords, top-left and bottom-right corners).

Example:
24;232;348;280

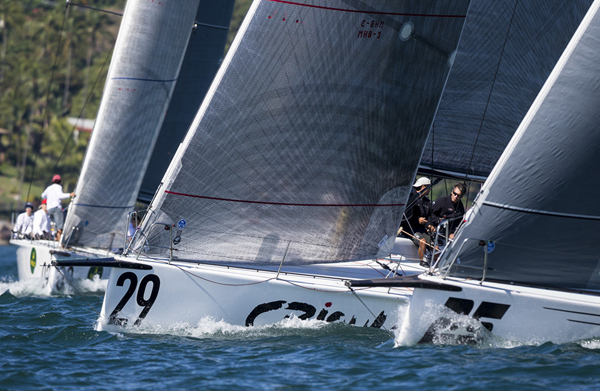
134;0;471;264
63;1;201;249
439;0;600;290
420;0;593;179
138;0;237;203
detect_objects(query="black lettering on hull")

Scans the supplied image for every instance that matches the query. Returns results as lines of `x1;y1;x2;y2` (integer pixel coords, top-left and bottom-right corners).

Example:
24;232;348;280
245;300;286;326
419;297;510;344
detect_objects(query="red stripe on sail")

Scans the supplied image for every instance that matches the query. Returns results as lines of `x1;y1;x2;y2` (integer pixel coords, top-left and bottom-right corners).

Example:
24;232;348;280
165;190;404;207
265;0;467;18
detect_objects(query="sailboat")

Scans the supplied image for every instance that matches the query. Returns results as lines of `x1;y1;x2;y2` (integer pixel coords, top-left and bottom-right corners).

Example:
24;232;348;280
83;0;592;330
11;0;235;293
85;0;473;331
60;0;590;333
375;0;600;344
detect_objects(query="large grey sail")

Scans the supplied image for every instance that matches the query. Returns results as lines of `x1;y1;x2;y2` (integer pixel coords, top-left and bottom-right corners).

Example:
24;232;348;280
439;0;600;290
133;0;471;264
419;0;593;179
138;0;236;203
63;1;201;249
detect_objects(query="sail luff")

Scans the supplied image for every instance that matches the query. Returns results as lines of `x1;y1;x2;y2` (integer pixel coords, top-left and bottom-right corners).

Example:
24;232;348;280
134;0;471;265
63;1;202;249
440;0;600;290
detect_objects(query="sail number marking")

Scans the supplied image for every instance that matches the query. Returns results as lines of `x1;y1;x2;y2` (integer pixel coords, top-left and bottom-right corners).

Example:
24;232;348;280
108;272;161;326
358;19;384;39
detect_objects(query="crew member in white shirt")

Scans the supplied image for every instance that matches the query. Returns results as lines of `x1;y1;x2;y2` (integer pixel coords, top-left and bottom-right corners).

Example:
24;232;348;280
41;174;75;242
33;199;51;240
13;203;34;239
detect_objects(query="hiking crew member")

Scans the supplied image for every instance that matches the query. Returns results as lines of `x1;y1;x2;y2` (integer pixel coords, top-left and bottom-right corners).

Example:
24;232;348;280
41;174;75;242
13;203;35;239
33;199;51;240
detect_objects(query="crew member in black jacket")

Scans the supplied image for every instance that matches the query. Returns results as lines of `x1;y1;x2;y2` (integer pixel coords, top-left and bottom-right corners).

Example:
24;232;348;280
399;177;432;260
400;177;432;236
427;183;467;240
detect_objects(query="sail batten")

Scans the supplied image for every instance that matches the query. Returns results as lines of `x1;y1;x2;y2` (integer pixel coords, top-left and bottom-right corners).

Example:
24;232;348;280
134;0;471;264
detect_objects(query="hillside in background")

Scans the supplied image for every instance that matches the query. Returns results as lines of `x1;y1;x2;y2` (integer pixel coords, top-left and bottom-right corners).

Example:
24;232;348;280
0;0;250;217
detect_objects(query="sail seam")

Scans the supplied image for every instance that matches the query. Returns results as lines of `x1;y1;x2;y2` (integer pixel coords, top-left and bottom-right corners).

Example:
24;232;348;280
265;0;467;18
196;22;230;30
165;190;405;207
483;201;600;220
111;77;177;82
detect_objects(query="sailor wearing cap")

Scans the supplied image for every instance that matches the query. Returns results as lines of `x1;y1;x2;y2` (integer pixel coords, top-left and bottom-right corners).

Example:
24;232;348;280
41;174;76;241
399;177;433;260
13;202;35;239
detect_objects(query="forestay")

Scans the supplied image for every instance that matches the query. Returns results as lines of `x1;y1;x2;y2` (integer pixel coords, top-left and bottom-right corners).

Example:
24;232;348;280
439;0;600;290
63;1;201;249
138;0;237;203
134;0;471;264
420;0;593;179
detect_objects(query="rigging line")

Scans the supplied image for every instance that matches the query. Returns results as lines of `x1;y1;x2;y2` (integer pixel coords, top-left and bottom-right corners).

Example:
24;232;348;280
66;1;123;17
53;47;114;173
430;122;434;186
53;266;101;317
173;262;356;293
281;279;357;293
348;287;389;332
173;263;276;286
463;0;520;181
25;7;68;202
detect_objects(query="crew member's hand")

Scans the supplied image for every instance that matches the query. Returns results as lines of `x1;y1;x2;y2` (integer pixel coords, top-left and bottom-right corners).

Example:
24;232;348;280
419;217;427;225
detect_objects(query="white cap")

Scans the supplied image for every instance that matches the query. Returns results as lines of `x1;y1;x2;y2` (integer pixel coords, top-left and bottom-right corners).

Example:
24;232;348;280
413;177;431;188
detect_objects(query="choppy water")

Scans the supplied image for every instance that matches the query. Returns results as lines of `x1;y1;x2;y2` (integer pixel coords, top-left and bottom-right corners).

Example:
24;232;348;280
2;245;600;390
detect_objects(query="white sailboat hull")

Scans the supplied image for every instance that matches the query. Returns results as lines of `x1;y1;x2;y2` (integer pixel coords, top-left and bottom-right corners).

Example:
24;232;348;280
11;239;110;295
98;252;426;332
402;275;600;344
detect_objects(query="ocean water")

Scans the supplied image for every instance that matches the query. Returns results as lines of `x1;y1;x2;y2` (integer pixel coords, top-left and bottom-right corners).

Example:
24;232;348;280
2;245;600;390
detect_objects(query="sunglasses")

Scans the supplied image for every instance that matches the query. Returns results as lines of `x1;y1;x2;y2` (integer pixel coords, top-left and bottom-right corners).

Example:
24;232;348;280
452;191;462;198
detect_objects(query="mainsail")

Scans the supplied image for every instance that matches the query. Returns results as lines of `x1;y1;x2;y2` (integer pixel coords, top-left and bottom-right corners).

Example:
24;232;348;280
138;0;237;203
439;0;600;290
420;0;593;179
63;1;201;249
133;0;471;264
